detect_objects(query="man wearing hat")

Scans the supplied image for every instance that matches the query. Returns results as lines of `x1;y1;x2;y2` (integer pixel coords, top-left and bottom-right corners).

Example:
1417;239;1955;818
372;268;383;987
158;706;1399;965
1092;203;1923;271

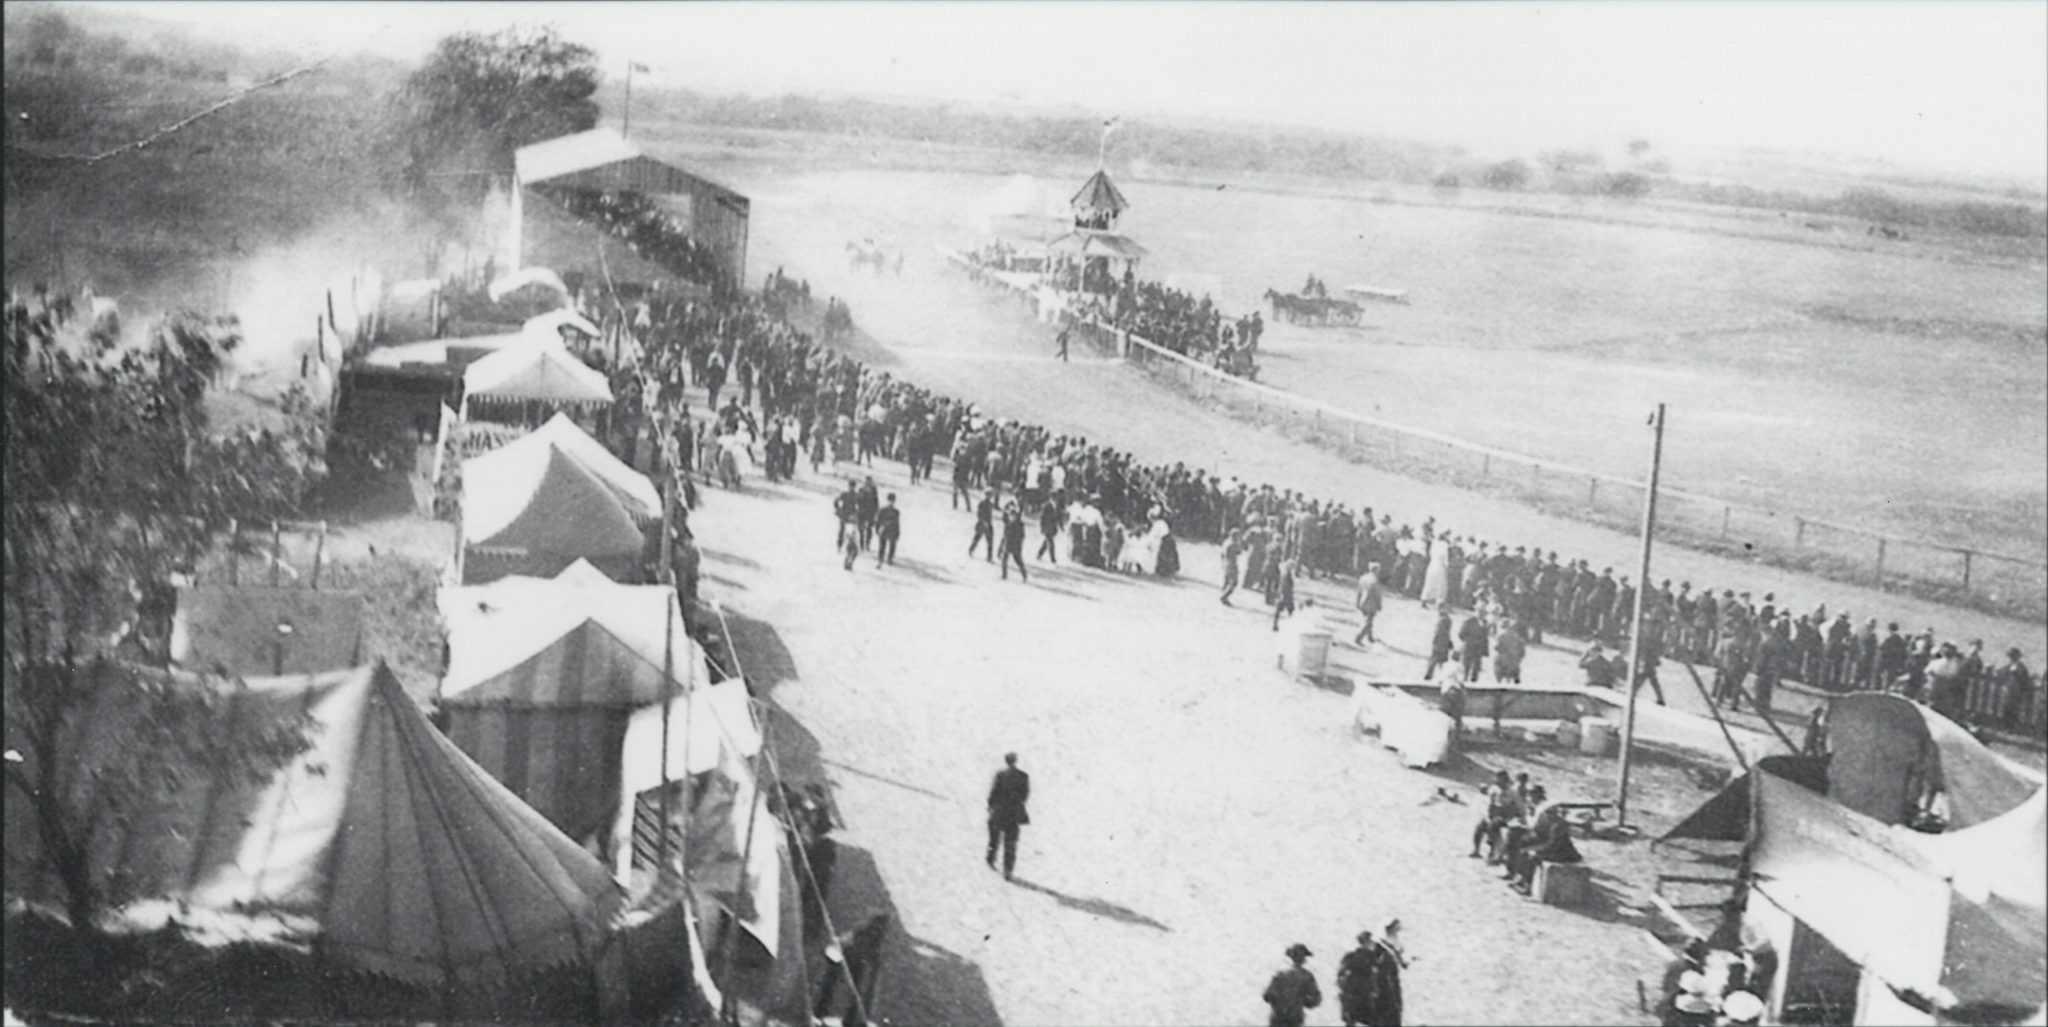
1336;931;1387;1027
1263;943;1322;1027
985;752;1030;879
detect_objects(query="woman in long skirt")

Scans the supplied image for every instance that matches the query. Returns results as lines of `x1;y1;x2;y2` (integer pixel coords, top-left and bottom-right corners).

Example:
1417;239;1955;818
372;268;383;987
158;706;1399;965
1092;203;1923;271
1421;537;1451;608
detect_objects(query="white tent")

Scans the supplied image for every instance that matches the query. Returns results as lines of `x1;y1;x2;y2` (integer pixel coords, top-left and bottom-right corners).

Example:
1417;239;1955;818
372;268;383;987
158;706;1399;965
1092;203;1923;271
462;339;612;410
488;266;571;303
1907;787;2047;912
1;664;622;1000
469;413;660;525
460;442;646;584
439;560;697;701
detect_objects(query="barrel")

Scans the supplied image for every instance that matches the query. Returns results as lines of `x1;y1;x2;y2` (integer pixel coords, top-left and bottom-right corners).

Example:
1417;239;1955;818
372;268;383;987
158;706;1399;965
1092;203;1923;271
1297;632;1331;679
1578;717;1617;756
1554;719;1582;750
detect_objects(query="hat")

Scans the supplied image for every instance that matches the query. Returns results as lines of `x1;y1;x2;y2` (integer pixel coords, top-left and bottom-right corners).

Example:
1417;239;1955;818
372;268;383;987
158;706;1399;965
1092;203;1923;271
1722;991;1764;1022
1285;943;1312;960
1674;993;1715;1016
1356;930;1376;945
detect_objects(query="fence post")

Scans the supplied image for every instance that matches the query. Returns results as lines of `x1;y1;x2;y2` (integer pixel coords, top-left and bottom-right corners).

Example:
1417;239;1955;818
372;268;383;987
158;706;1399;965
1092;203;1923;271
1587;478;1598;507
311;521;328;589
1721;506;1731;539
1794;517;1805;548
1875;538;1887;588
1961;549;1973;591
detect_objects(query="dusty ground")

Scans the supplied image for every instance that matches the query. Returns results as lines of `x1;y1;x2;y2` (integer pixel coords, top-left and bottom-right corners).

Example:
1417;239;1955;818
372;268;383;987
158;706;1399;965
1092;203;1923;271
690;445;1702;1026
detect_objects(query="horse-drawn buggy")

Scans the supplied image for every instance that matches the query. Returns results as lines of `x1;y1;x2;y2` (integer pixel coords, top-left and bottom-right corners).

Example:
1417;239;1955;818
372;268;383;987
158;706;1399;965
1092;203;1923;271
1264;288;1363;326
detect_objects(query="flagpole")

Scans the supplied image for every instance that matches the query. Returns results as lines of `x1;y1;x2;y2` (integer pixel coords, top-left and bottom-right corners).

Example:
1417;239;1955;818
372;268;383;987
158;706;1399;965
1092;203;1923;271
1616;403;1666;829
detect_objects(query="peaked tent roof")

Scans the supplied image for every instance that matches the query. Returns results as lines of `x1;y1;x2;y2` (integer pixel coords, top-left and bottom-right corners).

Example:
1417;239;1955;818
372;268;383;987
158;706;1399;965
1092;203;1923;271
463;340;613;407
439;560;697;700
1;663;622;992
1070;169;1129;215
516;128;642;186
463;444;646;558
483;413;661;524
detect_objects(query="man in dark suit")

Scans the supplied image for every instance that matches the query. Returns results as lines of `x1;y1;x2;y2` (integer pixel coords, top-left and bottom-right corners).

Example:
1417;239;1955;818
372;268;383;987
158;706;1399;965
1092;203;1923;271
874;493;901;567
986;752;1030;879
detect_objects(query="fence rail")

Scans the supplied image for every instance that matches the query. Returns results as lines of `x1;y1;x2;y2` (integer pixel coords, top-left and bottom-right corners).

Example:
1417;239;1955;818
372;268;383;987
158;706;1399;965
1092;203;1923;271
945;254;2047;617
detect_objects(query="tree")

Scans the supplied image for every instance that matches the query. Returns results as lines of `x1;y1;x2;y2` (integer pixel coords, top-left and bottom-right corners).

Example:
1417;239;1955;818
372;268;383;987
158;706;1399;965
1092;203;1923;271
3;296;323;952
1605;171;1652;199
1482;159;1531;191
395;24;601;210
1627;138;1652;158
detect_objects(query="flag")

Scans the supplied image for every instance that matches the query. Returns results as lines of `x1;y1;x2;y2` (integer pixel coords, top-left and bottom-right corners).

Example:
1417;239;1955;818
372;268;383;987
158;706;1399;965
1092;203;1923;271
630;61;651;73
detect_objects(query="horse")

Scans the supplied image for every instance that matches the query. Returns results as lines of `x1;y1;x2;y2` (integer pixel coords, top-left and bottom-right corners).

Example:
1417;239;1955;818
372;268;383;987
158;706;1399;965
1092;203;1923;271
846;241;887;273
1264;288;1317;324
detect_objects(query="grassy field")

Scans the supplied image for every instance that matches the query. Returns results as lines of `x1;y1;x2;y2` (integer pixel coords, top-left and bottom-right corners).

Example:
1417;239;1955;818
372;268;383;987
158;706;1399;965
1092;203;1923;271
646;127;2047;602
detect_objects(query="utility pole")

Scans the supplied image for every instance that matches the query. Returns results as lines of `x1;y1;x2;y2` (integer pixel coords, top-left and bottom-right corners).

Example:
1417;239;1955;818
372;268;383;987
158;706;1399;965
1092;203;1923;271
1616;403;1666;829
623;61;633;139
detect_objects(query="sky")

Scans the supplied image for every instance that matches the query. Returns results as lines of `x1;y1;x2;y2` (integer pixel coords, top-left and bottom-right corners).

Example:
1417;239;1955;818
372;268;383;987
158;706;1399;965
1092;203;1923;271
88;1;2048;179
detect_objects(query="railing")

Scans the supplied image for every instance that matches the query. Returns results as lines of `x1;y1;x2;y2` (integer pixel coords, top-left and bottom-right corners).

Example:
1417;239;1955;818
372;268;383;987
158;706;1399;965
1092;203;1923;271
944;251;2047;619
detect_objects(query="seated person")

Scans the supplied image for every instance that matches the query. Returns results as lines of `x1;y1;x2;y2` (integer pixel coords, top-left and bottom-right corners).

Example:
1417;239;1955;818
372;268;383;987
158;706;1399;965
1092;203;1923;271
1580;642;1617;689
1470;770;1523;861
1494;784;1545;860
1506;794;1582;893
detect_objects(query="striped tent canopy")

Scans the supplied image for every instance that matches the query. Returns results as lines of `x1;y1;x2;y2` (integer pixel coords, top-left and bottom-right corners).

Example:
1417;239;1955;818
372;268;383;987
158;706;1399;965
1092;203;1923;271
472;413;660;524
1;663;622;1004
438;563;703;840
463;443;646;559
462;339;612;409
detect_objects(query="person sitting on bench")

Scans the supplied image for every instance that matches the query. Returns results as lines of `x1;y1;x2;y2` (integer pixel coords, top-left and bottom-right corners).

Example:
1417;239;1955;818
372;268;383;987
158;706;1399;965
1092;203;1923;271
1470;770;1523;862
1505;796;1582;894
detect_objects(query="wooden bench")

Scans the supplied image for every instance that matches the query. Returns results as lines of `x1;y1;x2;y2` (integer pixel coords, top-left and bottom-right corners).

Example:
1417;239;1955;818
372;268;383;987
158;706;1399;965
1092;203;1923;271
1534;861;1593;907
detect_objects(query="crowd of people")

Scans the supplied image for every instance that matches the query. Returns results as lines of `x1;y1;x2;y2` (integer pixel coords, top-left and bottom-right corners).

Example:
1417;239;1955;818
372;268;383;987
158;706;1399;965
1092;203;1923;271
540;186;728;289
585;196;2039;745
965;249;1264;379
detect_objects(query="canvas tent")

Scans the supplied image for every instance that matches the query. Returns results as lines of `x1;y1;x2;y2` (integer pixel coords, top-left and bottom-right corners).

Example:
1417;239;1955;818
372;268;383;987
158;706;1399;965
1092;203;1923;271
1;663;623;1012
476;413;661;524
1823;693;2039;829
461;437;649;584
1746;771;2046;1025
461;338;612;413
438;563;705;840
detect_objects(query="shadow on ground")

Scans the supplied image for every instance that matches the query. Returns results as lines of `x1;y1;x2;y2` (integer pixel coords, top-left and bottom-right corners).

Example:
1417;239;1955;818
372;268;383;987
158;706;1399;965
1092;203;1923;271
720;606;802;694
1008;877;1172;933
828;844;1004;1026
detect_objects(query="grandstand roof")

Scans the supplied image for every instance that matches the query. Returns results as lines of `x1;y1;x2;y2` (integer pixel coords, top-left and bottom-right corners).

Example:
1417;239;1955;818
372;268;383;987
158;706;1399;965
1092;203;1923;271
515;129;643;186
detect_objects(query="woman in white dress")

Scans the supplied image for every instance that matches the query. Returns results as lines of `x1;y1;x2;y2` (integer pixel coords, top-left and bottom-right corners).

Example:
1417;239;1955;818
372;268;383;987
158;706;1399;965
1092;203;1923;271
1421;535;1451;608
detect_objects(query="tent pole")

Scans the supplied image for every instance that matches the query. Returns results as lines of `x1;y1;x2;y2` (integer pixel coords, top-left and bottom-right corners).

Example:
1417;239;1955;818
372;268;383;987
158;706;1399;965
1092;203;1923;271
1617;404;1665;829
659;589;675;871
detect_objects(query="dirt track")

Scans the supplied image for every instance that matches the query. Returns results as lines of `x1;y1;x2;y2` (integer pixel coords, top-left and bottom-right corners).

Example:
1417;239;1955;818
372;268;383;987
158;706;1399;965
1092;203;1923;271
742;211;2046;661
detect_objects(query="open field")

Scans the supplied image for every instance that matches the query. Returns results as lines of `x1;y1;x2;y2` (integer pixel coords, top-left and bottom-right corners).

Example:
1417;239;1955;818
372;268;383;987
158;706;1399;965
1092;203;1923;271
646;129;2047;612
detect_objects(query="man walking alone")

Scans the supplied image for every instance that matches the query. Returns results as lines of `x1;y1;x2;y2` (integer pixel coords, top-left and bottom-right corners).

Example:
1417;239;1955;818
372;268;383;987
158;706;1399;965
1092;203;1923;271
875;493;902;567
1353;563;1385;646
985;752;1030;880
1000;501;1030;582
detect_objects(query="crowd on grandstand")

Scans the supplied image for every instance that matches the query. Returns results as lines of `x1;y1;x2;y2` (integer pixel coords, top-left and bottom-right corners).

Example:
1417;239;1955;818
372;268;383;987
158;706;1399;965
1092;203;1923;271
580;195;2042;740
539;186;726;288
